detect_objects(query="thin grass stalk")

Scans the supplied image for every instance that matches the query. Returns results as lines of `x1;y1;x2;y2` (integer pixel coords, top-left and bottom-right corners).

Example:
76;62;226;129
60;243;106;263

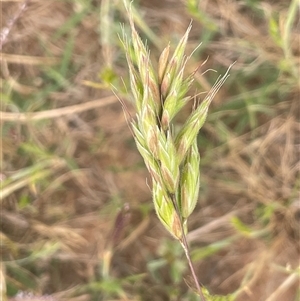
0;0;30;51
170;193;206;301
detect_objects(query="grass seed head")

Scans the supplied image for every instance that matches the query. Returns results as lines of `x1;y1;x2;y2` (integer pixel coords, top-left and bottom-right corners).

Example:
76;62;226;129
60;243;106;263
178;140;200;219
158;44;170;83
161;23;192;90
153;181;183;239
175;102;209;162
122;7;229;240
157;132;180;193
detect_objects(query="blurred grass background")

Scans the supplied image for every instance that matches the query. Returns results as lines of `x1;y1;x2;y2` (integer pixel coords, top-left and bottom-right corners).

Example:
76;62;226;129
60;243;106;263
1;0;299;300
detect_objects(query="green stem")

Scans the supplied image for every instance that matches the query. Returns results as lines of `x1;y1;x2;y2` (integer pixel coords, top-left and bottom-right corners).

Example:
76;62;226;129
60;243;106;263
170;194;206;301
180;233;206;301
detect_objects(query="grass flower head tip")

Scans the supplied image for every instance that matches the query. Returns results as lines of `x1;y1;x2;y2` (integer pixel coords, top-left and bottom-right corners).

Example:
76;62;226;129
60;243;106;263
121;8;231;241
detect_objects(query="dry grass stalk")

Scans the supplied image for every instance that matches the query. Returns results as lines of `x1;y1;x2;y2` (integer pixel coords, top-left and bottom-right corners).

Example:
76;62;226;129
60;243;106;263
0;96;117;122
121;3;231;300
0;0;30;51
